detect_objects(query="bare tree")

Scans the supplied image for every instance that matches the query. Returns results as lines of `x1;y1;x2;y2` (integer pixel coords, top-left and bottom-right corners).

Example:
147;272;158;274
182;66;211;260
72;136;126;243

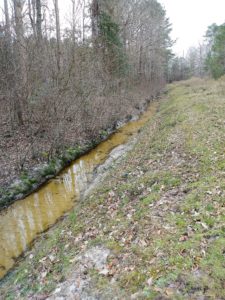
28;0;36;36
71;0;76;47
4;0;11;46
91;0;99;41
36;0;42;40
13;0;27;125
14;0;26;83
0;0;173;201
53;0;61;72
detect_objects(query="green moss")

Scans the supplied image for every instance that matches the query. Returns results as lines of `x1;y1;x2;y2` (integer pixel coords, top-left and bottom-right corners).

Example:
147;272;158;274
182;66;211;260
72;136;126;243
40;162;56;177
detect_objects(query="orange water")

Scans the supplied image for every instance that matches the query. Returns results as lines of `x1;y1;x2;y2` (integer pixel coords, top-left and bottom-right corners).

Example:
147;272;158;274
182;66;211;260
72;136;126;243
0;103;157;278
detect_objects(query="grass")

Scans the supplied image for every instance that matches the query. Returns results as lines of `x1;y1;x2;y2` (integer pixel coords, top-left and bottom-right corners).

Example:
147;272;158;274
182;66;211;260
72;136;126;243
0;77;225;299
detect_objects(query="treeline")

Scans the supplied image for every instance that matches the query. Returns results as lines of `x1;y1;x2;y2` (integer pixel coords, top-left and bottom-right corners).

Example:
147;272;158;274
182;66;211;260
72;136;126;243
205;23;225;79
168;22;225;81
0;0;172;191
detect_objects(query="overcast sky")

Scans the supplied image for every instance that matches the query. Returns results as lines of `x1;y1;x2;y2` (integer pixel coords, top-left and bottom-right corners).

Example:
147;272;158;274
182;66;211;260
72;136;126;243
0;0;225;56
158;0;225;55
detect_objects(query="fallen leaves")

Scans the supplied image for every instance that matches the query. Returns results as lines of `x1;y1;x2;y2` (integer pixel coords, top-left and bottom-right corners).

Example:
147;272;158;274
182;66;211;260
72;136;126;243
147;277;153;287
179;235;188;242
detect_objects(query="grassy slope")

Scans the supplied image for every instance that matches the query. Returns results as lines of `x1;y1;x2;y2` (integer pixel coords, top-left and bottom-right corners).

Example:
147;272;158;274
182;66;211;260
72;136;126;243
1;78;225;299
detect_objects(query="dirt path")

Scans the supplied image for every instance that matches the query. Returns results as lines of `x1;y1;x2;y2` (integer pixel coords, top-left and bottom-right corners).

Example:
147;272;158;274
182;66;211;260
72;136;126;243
1;78;225;299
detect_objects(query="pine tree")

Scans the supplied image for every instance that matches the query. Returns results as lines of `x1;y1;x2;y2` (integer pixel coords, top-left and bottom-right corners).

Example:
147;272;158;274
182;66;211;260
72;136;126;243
205;23;225;79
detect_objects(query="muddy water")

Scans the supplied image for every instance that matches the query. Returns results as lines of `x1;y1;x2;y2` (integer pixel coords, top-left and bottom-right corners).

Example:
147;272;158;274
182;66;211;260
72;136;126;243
0;103;157;279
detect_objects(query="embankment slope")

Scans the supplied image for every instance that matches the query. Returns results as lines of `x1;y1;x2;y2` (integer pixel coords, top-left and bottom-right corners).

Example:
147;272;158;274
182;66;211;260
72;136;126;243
1;78;224;299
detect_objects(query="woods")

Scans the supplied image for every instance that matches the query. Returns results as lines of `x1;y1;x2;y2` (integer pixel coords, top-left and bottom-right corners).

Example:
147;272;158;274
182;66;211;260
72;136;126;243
0;1;225;298
0;0;172;200
168;22;225;82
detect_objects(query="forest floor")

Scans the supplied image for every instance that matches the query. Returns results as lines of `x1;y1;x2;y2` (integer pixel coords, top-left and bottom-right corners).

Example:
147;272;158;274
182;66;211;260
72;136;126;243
0;77;225;299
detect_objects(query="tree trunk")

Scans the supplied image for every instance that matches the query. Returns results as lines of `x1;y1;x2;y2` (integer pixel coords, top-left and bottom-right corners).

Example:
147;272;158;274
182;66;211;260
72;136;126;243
82;0;86;43
139;45;143;76
91;0;100;41
13;0;27;125
14;0;26;85
71;0;76;47
4;0;11;45
36;0;42;40
4;0;13;68
54;0;61;73
28;0;36;37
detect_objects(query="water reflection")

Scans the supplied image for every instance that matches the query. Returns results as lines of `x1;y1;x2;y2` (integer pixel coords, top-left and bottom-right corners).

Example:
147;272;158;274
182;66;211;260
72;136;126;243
0;103;157;279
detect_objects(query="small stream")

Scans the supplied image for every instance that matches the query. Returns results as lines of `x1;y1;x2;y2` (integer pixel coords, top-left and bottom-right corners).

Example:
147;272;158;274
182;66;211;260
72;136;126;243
0;103;157;279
